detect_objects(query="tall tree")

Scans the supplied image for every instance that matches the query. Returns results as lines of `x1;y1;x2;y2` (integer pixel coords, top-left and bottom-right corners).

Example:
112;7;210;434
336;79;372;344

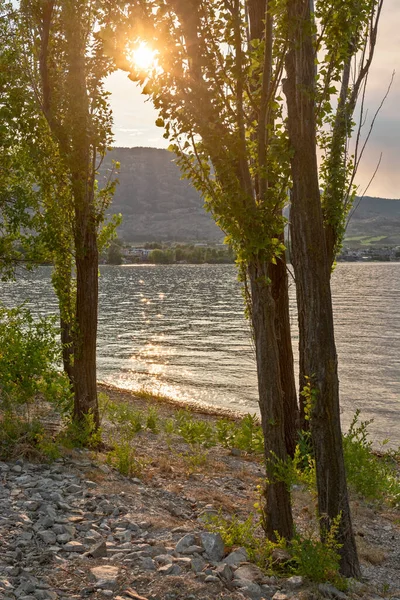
107;0;297;538
283;0;362;577
19;0;115;426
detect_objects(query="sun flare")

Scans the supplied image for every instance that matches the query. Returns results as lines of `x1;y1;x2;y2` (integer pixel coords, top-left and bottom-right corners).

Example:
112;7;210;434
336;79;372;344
131;42;157;71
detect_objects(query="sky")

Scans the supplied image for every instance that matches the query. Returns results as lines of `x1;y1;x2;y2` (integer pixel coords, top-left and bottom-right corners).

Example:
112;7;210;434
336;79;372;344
106;0;400;199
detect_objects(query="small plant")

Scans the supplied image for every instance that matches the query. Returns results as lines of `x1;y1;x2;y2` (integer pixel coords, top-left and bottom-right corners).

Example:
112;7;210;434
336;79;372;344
146;407;160;433
0;413;43;459
105;399;144;435
107;441;144;477
35;432;61;461
343;410;400;505
60;411;102;449
289;517;343;585
175;410;216;448
180;447;209;473
206;511;260;557
216;414;264;454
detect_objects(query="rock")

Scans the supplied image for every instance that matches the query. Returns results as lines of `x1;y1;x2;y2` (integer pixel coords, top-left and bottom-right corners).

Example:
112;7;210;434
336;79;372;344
318;583;348;600
174;557;191;567
66;484;82;494
204;575;220;583
214;563;233;581
84;541;108;558
24;501;40;512
234;581;263;600
200;532;225;562
286;575;303;589
38;531;57;545
191;556;207;573
154;554;173;565
63;541;86;553
272;593;290;600
224;547;249;566
139;557;156;571
175;533;197;553
271;548;291;566
182;545;204;554
90;565;119;590
56;534;72;544
158;564;182;576
234;564;265;584
158;564;175;575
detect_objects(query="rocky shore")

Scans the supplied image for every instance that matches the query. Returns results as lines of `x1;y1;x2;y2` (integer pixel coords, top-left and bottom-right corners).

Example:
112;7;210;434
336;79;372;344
0;387;399;600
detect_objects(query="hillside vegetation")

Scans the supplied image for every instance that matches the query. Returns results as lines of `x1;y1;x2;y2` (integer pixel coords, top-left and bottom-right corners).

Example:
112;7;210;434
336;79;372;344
100;147;400;245
100;147;223;242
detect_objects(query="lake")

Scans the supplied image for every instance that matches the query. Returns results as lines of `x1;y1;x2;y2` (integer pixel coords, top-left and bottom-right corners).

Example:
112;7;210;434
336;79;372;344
1;263;399;447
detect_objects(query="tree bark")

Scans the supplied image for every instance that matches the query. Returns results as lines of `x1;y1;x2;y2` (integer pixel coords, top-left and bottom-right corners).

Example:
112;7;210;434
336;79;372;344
284;0;360;578
249;256;294;541
65;1;99;427
269;250;298;457
247;0;299;456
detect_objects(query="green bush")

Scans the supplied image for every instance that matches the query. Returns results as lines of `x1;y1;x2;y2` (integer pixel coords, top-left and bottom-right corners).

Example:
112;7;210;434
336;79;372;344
107;441;145;477
0;413;60;461
0;304;70;410
343;410;400;506
175;410;216;447
60;411;102;449
289;518;342;585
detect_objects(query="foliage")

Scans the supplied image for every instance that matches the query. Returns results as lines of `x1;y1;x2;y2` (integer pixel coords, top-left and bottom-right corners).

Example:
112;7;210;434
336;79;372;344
289;517;343;585
0;304;71;409
343;410;400;506
0;413;61;462
175;410;216;448
206;511;343;584
106;440;145;478
60;412;103;450
148;245;234;265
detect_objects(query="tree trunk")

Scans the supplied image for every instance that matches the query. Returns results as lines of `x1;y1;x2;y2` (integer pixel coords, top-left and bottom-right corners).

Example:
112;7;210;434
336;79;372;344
248;256;294;541
73;218;99;426
247;0;299;457
284;0;360;578
65;2;99;427
269;250;298;457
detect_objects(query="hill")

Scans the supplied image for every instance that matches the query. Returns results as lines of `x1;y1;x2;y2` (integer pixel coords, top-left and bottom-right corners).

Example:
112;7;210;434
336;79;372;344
100;147;400;245
100;147;223;242
345;196;400;247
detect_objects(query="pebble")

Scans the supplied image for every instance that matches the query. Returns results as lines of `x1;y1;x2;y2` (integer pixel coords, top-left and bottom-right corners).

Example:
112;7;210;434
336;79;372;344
0;452;397;600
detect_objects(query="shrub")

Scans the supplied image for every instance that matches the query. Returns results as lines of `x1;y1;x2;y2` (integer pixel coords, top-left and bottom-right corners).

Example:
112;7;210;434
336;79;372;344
343;410;400;506
0;304;70;410
60;411;102;449
107;441;145;477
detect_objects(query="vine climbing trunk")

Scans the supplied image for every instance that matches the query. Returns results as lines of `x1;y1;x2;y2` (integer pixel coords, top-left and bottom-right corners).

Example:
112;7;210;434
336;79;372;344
284;0;360;578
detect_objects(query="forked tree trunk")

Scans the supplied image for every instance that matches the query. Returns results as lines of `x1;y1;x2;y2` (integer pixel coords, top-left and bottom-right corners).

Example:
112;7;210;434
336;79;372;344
249;256;294;541
284;0;360;578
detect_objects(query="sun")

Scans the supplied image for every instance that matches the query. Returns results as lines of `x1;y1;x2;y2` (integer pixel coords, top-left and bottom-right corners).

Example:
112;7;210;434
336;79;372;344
131;42;157;71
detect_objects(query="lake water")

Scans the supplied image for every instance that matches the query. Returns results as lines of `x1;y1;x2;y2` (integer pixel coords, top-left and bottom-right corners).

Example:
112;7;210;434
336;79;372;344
1;263;399;447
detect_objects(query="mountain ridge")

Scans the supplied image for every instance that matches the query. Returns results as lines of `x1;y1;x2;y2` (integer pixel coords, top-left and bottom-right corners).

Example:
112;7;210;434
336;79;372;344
100;146;400;245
